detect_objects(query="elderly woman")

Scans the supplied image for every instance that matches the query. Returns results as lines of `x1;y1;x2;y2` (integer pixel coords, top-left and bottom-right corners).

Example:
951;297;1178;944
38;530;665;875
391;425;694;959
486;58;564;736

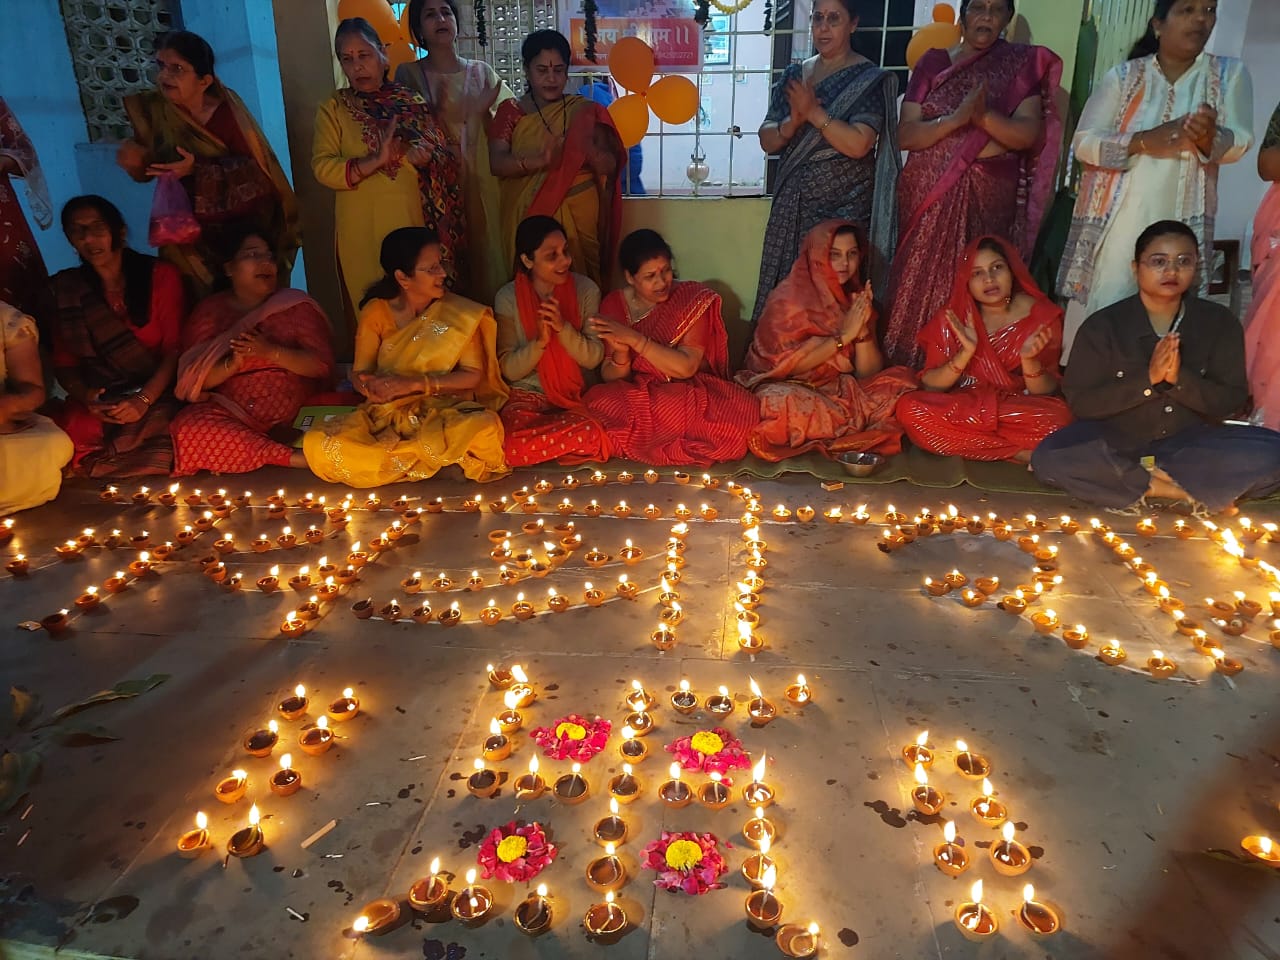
302;227;508;486
1058;0;1253;359
896;235;1071;461
883;0;1061;367
396;0;513;300
116;30;298;297
752;0;900;320
0;301;72;514
49;196;184;478
495;215;608;465
171;227;334;474
314;17;463;320
583;229;758;466
740;221;916;459
489;30;625;289
1244;101;1280;428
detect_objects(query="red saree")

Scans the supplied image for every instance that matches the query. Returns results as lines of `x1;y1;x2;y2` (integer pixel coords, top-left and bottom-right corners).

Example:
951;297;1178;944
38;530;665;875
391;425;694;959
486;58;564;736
583;282;758;466
0;98;50;321
500;272;611;466
896;236;1071;461
884;41;1062;368
739;219;917;460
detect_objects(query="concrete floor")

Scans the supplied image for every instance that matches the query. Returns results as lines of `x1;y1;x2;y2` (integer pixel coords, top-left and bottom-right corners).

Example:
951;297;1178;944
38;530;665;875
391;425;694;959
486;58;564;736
2;467;1280;960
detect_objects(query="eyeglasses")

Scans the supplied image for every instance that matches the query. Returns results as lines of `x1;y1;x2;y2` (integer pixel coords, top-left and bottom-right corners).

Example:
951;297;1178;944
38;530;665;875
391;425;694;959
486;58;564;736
152;59;190;78
965;1;1009;18
1140;254;1198;272
67;221;111;241
416;263;448;276
970;262;1009;281
235;248;276;262
810;12;847;26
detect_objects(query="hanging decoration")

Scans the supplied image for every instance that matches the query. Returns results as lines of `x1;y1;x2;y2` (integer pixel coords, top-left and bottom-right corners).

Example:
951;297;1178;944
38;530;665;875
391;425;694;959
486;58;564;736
694;0;711;27
906;4;961;70
763;0;773;32
707;0;755;14
606;37;701;148
583;0;600;61
476;0;488;47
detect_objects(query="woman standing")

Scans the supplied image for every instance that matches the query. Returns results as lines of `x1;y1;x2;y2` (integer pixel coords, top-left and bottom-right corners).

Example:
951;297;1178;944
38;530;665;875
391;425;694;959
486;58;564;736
50;196;185;478
489;30;625;289
1058;0;1253;359
752;0;900;321
0;302;72;514
117;31;298;297
495;215;609;466
396;0;513;301
740;220;916;459
302;227;508;486
884;0;1061;368
172;228;334;474
896;236;1071;461
0;98;51;323
1244;102;1280;428
583;229;758;466
313;17;463;319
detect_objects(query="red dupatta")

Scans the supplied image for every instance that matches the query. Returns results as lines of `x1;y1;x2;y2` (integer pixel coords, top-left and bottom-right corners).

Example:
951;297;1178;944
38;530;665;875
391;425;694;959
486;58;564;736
918;235;1062;392
527;100;625;283
514;271;586;408
629;281;729;381
740;219;872;388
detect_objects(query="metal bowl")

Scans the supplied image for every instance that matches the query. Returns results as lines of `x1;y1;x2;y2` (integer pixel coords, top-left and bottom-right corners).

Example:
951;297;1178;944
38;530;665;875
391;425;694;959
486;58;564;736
837;451;885;478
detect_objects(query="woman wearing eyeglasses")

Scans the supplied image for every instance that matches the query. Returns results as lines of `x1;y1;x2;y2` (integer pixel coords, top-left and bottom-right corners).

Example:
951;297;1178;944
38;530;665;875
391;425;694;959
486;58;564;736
883;0;1062;368
1058;0;1253;361
116;31;298;298
171;227;334;475
1034;221;1280;517
302;227;509;486
752;0;901;323
895;234;1069;461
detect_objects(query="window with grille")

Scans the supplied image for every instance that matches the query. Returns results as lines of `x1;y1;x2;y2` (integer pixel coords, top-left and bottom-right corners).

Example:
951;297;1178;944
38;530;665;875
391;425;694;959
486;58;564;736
59;0;181;143
395;0;916;197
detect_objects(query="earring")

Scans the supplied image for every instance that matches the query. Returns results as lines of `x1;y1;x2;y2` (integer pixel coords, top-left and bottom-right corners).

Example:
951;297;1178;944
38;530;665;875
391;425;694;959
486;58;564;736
1005;295;1012;307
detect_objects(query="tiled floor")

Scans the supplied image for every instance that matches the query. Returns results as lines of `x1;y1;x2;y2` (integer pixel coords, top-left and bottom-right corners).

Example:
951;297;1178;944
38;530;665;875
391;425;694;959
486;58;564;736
2;467;1280;959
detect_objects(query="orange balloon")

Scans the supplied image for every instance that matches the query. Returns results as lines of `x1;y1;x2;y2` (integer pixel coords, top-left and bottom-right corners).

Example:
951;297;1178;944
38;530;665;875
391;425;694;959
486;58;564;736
932;2;956;23
337;0;403;44
906;22;961;69
609;93;651;148
609;37;656;94
386;40;417;75
647;75;698;126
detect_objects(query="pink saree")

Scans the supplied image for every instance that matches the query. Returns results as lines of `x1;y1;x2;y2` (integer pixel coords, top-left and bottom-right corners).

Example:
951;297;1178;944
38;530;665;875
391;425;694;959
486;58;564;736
1245;183;1280;429
884;41;1062;368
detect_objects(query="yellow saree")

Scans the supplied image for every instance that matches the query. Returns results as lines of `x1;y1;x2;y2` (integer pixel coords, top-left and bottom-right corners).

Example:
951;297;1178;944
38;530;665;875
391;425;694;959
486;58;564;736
497;95;620;288
124;88;299;295
302;294;509;486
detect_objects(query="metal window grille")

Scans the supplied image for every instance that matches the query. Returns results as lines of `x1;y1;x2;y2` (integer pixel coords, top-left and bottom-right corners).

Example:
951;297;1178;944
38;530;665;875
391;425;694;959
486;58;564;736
59;0;181;142
394;0;917;197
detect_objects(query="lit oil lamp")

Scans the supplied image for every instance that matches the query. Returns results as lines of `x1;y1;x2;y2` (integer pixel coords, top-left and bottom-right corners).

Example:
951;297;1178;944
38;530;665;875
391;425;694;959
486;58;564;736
513;883;552;936
280;610;305;637
408;859;450;918
660;600;684;626
483;718;511;762
670;679;698;713
467;758;499;798
1235;591;1263;619
615;575;639;601
40;609;70;634
954;879;997;940
553;762;590;805
998;589;1027;615
269;752;302;797
214;768;248;804
299;716;333;755
1098;640;1127;665
508;665;536;707
1061;624;1089;649
910;763;945;815
1017;884;1061;936
744;864;783;930
1146;649;1177;679
784;673;812;704
698;771;732;810
658;761;692;808
451;868;494;925
226;803;264;858
497;690;524;734
1030;608;1060;634
102;570;127;592
276;526;297;549
742;753;775;807
1210;647;1244;677
954;740;991;779
613;500;632;518
547;588;570;613
970;778;1007;826
705;685;734;717
5;554;29;576
988;820;1033;877
608;762;640;804
514;755;546;800
746;677;776;726
243;719;279;757
902;730;933;768
176;811;211;858
593;797;629;845
923;576;951;597
775;922;821;958
737;619;763;653
479;597;502;625
741;832;775;888
277;684;308;721
74;586;101;611
934;820;969;876
257;565;280;593
743;805;777;849
583;890;627;943
1241;834;1280;866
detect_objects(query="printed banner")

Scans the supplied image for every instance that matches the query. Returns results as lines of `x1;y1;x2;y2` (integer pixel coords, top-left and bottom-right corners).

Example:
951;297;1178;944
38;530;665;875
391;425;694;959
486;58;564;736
560;0;704;72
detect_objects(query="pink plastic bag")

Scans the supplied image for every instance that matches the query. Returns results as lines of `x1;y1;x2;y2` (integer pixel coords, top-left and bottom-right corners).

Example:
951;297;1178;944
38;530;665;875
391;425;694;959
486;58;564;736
148;172;201;246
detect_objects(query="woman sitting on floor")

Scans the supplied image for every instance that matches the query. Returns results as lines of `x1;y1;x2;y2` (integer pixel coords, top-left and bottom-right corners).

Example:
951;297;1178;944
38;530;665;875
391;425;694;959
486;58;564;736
495;215;609;465
172;227;334;474
0;301;72;514
302;226;509;486
895;235;1071;461
50;195;184;478
738;219;916;460
583;229;758;466
1033;219;1280;516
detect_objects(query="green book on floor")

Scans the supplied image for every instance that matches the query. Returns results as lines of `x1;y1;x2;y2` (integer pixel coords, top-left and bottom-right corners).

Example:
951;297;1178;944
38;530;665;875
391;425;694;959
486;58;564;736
290;405;356;447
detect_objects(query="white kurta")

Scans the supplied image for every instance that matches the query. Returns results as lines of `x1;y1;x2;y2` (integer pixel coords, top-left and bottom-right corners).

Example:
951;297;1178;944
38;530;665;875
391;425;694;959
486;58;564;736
1061;53;1253;359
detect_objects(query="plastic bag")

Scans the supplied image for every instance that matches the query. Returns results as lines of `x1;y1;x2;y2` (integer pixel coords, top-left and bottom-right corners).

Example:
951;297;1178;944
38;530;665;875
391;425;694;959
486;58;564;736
148;172;201;246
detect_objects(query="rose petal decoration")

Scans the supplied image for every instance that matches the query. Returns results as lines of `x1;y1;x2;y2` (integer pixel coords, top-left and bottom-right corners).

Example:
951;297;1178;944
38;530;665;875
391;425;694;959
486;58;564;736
530;713;612;762
476;820;557;883
666;726;752;781
641;830;729;895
